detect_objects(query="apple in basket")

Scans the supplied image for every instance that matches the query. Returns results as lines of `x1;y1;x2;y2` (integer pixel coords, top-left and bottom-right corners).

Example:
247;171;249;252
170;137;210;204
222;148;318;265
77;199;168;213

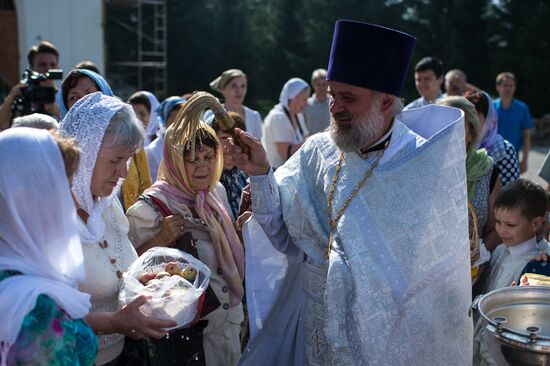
136;262;198;286
155;271;172;279
164;261;181;276
180;266;197;282
137;272;157;285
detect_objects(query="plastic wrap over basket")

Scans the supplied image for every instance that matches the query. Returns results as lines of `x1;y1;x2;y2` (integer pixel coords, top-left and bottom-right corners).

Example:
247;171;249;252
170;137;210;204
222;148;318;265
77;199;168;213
119;247;211;330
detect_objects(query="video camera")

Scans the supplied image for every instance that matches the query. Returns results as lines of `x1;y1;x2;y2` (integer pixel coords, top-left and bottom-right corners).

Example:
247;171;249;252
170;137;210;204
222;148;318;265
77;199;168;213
11;69;63;116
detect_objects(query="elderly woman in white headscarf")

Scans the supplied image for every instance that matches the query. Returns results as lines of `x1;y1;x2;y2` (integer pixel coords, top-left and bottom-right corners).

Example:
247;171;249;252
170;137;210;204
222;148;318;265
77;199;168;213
56;69;152;211
262;77;310;168
60;92;175;366
0;128;96;365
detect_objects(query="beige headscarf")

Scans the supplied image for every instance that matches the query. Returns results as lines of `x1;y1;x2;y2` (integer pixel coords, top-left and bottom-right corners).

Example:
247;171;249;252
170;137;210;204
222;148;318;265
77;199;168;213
210;69;246;93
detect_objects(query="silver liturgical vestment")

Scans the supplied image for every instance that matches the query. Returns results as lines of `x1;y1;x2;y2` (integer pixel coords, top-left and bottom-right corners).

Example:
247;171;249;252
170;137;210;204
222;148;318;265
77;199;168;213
241;105;473;365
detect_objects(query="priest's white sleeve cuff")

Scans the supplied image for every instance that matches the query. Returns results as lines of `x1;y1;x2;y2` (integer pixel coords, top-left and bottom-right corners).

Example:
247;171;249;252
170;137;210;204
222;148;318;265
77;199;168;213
250;170;280;214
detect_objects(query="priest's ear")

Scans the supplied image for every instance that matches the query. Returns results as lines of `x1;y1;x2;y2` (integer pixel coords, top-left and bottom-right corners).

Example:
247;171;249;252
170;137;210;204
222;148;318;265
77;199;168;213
379;94;396;113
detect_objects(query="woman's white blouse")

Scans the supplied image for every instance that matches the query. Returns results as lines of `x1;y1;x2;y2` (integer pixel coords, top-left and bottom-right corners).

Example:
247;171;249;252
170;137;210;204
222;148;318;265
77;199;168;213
79;198;138;365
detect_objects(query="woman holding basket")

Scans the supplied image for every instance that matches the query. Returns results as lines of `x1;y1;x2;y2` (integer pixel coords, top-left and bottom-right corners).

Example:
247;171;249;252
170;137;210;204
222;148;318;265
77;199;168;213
126;92;245;366
60;92;175;365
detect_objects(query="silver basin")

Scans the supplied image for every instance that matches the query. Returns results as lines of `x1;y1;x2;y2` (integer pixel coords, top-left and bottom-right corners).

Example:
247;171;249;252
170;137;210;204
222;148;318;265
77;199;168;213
474;286;550;365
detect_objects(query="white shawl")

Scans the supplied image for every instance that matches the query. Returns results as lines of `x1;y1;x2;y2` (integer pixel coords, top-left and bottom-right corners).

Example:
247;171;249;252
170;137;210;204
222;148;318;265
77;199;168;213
0;128;91;364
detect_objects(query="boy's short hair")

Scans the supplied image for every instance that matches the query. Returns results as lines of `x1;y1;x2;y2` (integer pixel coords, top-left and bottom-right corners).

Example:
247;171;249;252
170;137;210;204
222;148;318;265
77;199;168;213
494;178;547;219
27;41;59;67
414;56;444;78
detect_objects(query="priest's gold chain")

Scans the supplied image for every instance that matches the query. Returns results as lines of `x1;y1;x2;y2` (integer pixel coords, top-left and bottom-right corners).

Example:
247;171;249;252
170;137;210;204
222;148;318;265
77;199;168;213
324;147;386;271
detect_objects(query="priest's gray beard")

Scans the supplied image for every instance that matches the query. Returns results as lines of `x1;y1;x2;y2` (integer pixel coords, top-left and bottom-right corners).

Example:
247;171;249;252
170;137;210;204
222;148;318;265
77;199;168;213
329;97;385;152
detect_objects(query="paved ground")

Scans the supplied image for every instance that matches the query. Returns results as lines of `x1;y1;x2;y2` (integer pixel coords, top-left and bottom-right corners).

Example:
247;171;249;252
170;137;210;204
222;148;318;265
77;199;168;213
523;146;549;188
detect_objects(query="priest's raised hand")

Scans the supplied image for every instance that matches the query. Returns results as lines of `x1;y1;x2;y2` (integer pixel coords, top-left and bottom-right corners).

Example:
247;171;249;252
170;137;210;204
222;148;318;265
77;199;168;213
224;128;271;176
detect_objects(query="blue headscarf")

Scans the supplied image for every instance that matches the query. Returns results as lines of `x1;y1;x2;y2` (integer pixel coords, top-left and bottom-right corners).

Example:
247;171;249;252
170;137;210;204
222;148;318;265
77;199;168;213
56;69;114;119
156;96;186;128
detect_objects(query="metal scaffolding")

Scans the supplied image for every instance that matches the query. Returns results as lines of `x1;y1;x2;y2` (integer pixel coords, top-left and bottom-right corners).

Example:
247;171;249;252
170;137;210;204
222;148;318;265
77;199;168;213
104;0;167;99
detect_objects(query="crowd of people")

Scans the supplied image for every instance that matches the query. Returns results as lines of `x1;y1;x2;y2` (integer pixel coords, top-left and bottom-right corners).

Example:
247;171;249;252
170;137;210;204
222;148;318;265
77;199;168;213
0;19;549;366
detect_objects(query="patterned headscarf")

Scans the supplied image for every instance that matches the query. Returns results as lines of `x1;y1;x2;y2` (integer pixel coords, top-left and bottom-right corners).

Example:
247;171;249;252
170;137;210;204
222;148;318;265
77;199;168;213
476;91;500;149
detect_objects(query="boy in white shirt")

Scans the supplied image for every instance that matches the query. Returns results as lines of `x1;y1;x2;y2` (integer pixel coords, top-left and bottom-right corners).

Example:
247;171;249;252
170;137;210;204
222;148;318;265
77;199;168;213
473;178;547;365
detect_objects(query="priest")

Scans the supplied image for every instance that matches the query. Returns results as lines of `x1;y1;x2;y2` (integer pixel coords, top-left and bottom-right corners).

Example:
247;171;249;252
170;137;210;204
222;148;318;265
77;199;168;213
231;20;473;365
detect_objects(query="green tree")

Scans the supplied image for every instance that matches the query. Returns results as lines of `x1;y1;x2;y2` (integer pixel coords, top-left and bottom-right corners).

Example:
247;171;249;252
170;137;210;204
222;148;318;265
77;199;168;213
399;0;493;102
107;0;549;116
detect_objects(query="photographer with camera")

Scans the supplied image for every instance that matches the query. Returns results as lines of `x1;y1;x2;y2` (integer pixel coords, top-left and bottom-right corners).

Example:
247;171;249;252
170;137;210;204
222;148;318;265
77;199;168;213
0;41;62;130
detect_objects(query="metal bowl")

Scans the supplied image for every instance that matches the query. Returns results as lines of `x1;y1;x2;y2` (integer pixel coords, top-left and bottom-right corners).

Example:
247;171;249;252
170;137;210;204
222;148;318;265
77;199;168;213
474;286;550;366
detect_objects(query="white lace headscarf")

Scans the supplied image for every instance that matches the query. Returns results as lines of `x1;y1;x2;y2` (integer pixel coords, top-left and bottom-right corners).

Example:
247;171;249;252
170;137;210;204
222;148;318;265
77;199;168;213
60;92;128;242
0;128;91;363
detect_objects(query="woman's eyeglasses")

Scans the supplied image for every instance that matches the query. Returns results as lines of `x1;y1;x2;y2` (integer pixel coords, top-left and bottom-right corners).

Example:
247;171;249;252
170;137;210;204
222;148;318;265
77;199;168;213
185;155;216;166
